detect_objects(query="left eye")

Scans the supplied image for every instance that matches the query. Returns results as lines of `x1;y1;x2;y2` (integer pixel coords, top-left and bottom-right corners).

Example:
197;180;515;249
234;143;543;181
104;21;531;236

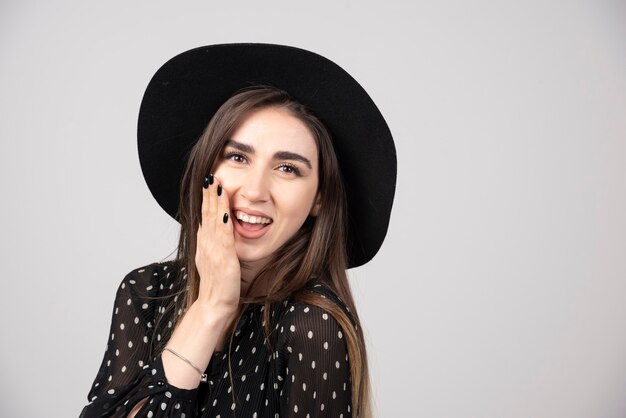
278;163;301;176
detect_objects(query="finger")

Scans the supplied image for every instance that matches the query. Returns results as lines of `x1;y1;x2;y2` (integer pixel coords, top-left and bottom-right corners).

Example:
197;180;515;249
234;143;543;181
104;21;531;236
206;173;217;221
201;173;213;225
216;183;235;245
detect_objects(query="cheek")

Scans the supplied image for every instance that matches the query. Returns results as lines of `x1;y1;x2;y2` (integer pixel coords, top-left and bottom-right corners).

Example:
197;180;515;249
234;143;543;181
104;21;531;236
212;163;228;180
212;166;238;192
278;185;318;220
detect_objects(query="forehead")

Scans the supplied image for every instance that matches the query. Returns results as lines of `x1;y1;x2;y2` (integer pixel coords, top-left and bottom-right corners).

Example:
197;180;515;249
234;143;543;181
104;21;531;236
229;107;318;159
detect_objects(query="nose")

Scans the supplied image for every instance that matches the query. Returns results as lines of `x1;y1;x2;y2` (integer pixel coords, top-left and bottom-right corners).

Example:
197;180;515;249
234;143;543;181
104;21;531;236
238;169;270;203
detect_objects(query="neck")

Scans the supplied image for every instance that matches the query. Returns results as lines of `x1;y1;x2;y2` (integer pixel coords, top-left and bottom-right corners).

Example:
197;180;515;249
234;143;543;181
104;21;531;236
240;259;271;299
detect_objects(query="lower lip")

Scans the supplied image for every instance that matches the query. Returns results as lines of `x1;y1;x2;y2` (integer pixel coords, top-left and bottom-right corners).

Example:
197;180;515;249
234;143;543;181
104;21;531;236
232;212;272;239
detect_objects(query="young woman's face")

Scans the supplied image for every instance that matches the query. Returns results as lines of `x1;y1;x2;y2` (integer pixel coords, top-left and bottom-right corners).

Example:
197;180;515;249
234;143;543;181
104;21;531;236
213;106;320;270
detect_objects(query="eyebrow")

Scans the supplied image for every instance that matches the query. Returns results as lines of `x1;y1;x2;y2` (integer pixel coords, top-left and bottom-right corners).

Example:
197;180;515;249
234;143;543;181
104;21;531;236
224;139;313;169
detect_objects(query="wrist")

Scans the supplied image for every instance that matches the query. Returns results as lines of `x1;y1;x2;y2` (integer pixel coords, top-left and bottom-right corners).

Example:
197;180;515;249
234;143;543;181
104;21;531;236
162;302;238;389
188;300;238;330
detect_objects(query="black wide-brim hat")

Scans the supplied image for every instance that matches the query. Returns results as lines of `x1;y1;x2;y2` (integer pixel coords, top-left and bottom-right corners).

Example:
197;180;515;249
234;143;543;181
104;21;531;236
138;43;396;269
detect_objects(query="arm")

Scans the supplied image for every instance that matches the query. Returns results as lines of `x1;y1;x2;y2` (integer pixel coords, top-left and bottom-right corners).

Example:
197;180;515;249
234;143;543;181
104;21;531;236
81;175;241;417
159;174;241;391
125;301;236;418
277;302;353;417
80;267;238;418
79;263;208;418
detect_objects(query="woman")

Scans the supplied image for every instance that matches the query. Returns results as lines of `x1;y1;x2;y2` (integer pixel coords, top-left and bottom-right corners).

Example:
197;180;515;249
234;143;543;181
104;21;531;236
80;43;396;418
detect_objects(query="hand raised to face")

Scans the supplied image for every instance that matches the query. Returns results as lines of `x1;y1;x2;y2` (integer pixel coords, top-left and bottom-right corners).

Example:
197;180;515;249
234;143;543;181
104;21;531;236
194;173;241;313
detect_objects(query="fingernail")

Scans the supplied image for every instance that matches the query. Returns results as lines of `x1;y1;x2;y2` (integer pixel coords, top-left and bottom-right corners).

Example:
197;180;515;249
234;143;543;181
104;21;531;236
223;213;229;223
209;173;214;185
203;176;209;189
217;184;222;196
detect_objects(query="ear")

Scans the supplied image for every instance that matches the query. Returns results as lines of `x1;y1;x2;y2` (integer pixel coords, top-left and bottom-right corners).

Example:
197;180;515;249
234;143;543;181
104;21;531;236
309;193;322;217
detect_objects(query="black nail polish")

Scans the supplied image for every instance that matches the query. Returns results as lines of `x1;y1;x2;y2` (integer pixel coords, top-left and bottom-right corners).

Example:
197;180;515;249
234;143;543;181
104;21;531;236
223;213;229;223
217;184;222;196
203;177;209;189
209;173;214;185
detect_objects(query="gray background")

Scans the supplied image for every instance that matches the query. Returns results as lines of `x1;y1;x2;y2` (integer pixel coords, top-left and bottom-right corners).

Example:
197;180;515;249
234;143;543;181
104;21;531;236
1;0;625;417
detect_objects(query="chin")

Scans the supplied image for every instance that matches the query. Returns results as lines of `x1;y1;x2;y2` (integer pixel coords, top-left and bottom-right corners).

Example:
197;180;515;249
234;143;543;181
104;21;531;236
235;246;272;265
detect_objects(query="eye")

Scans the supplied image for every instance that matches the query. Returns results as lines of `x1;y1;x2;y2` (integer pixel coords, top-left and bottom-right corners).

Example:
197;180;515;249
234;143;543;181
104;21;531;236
278;162;302;177
224;152;247;164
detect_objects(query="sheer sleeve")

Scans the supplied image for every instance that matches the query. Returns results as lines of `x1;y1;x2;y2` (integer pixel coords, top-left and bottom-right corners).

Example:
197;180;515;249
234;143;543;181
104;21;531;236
276;301;353;417
80;262;200;418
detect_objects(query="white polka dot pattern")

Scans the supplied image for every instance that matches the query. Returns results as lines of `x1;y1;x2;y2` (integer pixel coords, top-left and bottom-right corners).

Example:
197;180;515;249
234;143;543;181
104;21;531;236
79;260;353;417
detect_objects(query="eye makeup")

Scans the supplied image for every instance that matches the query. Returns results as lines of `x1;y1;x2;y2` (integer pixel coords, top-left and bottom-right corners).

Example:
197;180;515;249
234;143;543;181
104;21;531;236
222;149;306;177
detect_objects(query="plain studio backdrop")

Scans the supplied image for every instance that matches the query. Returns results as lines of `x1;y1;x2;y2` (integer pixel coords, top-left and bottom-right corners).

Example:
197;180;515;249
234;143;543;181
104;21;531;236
1;1;625;417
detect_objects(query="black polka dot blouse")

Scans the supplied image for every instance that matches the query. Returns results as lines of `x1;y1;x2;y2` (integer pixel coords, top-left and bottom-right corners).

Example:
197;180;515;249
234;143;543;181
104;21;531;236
80;260;354;417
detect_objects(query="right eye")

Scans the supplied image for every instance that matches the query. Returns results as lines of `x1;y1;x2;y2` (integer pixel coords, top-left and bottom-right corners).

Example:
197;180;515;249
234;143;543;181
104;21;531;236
224;152;247;164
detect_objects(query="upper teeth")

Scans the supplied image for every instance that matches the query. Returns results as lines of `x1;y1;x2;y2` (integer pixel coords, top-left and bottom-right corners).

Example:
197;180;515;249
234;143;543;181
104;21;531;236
235;211;272;225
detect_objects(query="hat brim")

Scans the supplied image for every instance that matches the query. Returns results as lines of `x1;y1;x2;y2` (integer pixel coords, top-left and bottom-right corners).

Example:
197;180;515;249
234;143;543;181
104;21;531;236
138;43;396;268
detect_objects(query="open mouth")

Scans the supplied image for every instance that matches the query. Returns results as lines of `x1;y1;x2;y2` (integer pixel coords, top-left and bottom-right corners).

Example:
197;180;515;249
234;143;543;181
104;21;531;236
233;210;273;232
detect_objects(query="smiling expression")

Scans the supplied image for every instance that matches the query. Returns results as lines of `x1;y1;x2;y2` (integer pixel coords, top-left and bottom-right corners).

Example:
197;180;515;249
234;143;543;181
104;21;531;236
213;106;321;272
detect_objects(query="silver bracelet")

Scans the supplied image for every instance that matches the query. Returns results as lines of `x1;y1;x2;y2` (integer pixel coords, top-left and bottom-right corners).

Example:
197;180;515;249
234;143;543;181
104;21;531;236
163;347;208;383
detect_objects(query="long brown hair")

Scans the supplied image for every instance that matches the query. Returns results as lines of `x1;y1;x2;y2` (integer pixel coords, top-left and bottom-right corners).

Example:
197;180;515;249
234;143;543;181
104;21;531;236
168;85;372;417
